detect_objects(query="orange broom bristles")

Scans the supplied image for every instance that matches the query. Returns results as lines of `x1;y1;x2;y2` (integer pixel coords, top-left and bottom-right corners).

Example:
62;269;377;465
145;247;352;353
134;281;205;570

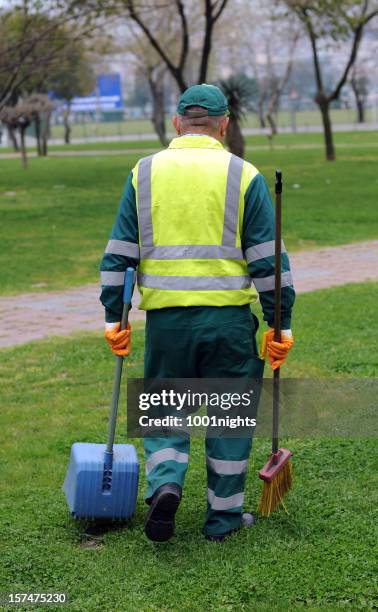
258;459;293;517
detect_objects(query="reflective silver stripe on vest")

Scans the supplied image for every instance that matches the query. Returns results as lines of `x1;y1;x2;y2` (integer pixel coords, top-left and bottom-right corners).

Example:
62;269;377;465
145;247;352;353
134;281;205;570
137;155;155;246
105;239;140;259
245;240;286;264
207;489;244;510
140;245;244;260
146;448;189;475
252;270;293;293
206;456;248;475
222;154;244;246
100;271;125;286
138;273;251;291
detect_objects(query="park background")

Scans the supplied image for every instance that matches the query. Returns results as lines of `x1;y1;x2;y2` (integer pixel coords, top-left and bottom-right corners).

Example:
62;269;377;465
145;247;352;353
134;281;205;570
1;1;377;610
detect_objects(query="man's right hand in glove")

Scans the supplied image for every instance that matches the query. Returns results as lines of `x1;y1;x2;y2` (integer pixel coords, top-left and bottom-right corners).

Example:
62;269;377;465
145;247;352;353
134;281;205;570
104;322;131;356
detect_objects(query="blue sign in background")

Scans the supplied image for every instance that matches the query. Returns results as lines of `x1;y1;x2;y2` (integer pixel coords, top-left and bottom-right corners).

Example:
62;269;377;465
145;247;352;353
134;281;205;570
66;73;124;112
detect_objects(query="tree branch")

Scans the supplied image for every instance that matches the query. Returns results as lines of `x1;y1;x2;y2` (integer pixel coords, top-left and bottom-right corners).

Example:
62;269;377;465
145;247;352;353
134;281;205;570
175;0;189;74
301;7;324;93
126;0;187;90
198;0;228;83
327;2;378;103
365;8;378;23
212;0;229;23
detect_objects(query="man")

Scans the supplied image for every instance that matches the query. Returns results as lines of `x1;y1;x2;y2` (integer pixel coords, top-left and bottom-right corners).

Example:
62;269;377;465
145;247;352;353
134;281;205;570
100;84;295;542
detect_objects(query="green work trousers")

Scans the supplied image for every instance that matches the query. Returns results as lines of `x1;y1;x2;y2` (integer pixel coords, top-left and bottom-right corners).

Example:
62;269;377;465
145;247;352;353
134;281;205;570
143;304;264;536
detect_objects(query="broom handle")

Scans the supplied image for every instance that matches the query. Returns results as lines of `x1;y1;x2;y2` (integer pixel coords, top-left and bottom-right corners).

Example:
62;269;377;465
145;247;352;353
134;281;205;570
105;267;136;455
272;170;282;455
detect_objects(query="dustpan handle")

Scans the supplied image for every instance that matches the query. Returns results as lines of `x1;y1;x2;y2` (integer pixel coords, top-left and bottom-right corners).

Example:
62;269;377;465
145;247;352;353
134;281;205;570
272;170;282;455
105;267;136;455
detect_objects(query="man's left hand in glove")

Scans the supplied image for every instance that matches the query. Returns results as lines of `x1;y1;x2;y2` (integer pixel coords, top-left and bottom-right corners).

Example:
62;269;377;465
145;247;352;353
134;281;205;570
104;322;131;356
260;329;294;370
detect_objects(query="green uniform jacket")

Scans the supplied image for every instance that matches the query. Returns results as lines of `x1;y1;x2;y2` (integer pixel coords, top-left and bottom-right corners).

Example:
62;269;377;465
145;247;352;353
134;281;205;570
100;158;295;329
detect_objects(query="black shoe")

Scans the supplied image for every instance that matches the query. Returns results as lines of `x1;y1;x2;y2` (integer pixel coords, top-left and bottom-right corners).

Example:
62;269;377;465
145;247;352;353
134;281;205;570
144;483;182;542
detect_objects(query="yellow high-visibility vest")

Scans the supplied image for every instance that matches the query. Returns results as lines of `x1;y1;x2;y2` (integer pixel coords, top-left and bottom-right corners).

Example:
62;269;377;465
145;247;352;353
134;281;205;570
132;135;260;310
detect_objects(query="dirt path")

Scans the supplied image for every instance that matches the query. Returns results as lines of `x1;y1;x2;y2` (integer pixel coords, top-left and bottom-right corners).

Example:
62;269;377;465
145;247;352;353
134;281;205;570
1;141;378;160
1;240;377;349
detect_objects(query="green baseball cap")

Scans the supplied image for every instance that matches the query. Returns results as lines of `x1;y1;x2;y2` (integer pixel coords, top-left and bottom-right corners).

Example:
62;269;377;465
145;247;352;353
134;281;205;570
177;83;228;117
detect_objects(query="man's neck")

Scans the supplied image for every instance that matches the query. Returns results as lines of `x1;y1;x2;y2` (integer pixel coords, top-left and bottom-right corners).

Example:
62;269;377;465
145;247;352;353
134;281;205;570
179;132;223;144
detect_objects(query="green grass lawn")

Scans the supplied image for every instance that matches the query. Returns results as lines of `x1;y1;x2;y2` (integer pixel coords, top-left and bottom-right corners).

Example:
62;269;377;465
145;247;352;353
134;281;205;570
0;283;377;610
1;131;377;296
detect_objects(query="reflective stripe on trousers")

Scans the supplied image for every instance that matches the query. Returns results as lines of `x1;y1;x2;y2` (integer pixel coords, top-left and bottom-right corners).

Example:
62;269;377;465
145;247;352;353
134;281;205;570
207;489;244;511
206;456;248;476
145;447;189;475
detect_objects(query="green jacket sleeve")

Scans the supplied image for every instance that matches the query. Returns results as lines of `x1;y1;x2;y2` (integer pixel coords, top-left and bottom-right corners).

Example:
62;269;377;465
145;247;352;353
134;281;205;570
99;172;139;323
242;173;295;329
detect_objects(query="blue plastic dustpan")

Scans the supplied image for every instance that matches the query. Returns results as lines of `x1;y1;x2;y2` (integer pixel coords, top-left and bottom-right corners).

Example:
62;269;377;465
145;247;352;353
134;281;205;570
63;268;139;520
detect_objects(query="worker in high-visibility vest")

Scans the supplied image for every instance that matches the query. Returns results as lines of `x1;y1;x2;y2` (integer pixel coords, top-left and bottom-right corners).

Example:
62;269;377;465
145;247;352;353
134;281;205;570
100;84;295;542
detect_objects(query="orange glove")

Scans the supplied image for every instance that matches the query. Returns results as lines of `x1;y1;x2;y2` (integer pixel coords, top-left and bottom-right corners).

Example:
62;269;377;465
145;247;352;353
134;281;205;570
260;329;294;370
104;322;131;357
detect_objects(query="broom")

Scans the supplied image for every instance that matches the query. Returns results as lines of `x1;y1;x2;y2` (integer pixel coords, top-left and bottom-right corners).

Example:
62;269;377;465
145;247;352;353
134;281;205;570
258;169;293;517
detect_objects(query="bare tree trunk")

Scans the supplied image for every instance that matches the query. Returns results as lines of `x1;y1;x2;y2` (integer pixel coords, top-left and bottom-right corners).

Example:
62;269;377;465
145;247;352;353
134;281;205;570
148;77;167;146
265;84;279;148
265;113;277;133
226;117;245;158
350;79;365;123
318;100;335;161
41;111;51;156
357;98;364;123
34;113;42;156
63;104;71;144
258;100;266;128
20;127;28;168
198;1;214;83
356;97;365;123
265;112;277;150
7;125;19;151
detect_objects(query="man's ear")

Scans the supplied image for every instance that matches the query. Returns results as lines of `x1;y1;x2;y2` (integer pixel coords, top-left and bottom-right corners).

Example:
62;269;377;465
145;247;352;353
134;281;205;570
172;115;181;135
220;116;229;138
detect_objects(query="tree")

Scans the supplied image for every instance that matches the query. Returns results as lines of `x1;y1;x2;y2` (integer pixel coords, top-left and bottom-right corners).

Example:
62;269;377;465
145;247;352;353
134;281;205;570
0;104;30;166
70;1;229;142
48;39;95;144
89;0;221;145
264;58;297;145
218;74;257;158
146;65;169;146
26;94;55;156
255;19;299;144
213;0;299;145
89;0;230;92
283;0;378;160
0;6;96;152
0;1;96;111
0;95;54;167
119;12;186;146
128;73;150;111
125;0;229;91
350;64;369;122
